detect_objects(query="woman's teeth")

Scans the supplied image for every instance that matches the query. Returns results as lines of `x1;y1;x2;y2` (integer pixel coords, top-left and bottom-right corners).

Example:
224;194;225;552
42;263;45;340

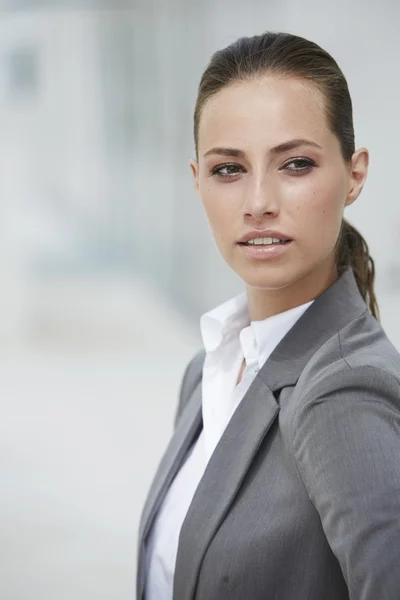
245;237;287;245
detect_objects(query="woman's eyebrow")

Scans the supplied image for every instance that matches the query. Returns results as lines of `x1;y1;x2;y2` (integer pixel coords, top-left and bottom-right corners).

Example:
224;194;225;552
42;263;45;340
203;138;322;159
203;147;246;158
270;139;323;154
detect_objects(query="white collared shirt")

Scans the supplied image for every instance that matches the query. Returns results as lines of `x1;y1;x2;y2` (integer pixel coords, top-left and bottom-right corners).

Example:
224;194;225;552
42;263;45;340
145;293;314;600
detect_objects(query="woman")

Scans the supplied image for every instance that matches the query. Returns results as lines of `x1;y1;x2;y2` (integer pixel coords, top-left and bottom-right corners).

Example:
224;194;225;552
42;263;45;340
137;31;400;600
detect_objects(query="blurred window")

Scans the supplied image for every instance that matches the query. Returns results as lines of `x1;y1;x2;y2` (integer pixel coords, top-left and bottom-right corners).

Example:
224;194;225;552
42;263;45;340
7;46;39;98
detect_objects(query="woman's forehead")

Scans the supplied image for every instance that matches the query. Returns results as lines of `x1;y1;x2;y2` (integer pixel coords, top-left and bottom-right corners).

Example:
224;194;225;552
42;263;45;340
198;76;331;153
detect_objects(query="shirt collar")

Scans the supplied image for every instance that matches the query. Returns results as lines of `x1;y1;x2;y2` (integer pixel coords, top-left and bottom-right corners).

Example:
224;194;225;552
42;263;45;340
251;300;314;369
200;292;249;353
201;292;314;361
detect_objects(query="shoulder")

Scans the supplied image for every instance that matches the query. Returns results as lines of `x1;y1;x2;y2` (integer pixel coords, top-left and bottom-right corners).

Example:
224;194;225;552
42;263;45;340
289;308;400;460
288;309;400;450
295;309;400;403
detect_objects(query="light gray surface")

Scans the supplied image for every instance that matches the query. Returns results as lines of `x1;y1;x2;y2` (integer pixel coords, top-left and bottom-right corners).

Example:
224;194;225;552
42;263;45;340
0;277;199;600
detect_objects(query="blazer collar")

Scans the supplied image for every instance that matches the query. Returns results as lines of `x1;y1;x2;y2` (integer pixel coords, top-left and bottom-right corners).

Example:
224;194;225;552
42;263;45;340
258;267;367;392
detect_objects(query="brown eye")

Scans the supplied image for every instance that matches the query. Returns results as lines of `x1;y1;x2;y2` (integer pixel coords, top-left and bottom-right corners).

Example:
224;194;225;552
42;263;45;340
281;158;316;172
210;163;245;179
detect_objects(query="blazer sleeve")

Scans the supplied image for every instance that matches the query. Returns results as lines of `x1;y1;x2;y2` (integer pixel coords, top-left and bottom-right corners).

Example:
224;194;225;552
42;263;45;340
291;365;400;600
173;349;205;430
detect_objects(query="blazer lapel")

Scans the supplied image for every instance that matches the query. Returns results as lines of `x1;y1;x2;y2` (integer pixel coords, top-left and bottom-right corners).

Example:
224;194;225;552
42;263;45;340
173;374;279;600
137;380;203;599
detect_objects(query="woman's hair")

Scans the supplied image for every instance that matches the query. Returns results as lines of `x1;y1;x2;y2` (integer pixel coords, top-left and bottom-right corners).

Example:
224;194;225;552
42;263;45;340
193;31;379;320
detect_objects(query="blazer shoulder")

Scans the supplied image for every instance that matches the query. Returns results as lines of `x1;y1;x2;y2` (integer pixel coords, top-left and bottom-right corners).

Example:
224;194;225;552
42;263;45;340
297;310;400;398
173;348;205;430
339;310;400;378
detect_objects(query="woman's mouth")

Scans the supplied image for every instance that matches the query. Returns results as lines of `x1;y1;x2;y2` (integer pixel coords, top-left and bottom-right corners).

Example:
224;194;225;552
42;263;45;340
239;236;291;247
237;237;293;259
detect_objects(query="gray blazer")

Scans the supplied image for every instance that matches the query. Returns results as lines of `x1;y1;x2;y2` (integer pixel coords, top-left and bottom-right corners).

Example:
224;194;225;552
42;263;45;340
137;268;400;600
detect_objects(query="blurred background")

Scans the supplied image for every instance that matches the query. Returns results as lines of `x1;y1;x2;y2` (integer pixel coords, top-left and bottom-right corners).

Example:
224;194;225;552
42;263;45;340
1;0;400;598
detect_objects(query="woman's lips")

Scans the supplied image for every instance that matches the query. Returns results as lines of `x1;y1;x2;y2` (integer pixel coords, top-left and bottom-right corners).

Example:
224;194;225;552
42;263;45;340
238;230;291;244
237;240;293;260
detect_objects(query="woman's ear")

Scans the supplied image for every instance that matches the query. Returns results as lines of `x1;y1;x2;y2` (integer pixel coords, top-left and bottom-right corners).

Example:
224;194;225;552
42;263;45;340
189;159;200;195
345;148;369;207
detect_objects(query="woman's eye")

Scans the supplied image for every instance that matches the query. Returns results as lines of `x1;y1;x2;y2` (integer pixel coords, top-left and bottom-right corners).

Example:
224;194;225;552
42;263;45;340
210;163;244;179
209;158;315;180
281;158;316;173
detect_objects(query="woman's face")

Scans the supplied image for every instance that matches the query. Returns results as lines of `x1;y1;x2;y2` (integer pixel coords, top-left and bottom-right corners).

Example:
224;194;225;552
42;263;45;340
190;76;368;293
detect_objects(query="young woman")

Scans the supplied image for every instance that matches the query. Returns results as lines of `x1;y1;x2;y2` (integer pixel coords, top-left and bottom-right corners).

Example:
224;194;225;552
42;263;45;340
137;31;400;600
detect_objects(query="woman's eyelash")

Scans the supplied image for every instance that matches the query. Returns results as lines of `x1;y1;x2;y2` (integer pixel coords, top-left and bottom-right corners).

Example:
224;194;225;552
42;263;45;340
210;163;244;178
209;157;316;180
281;157;316;171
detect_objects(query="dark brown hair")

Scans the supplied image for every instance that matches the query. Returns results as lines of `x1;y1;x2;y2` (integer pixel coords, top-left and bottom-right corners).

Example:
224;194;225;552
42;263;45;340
193;31;379;319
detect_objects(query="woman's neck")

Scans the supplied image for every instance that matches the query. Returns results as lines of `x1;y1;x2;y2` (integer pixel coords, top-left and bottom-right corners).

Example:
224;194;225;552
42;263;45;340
246;262;338;321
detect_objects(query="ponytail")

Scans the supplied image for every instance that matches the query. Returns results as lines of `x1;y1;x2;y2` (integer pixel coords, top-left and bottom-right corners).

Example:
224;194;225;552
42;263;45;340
336;219;379;320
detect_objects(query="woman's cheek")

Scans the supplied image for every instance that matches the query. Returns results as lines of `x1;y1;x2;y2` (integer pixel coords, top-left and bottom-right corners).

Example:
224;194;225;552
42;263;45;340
201;191;219;224
205;193;233;229
202;199;230;246
205;203;227;234
298;182;342;223
291;192;341;255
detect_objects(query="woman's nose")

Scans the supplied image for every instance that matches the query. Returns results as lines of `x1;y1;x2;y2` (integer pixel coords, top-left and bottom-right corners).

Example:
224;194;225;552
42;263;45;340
242;178;280;220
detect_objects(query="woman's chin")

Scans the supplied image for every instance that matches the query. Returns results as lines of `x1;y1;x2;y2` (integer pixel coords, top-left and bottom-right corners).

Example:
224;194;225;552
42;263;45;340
232;263;302;292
